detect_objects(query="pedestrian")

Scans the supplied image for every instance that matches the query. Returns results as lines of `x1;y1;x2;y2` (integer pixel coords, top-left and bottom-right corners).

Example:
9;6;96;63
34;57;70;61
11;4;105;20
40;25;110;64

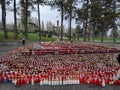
22;37;25;45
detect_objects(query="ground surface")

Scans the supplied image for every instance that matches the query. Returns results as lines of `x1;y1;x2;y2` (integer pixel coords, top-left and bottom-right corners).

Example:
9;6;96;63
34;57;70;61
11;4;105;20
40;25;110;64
0;83;120;90
0;41;120;90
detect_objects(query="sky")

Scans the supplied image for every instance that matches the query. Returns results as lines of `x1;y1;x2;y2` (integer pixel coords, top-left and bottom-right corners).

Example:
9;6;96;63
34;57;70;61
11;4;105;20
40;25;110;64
0;5;76;29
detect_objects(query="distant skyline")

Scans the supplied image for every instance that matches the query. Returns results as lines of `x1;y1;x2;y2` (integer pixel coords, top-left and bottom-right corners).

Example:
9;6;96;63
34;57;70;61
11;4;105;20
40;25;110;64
0;5;76;29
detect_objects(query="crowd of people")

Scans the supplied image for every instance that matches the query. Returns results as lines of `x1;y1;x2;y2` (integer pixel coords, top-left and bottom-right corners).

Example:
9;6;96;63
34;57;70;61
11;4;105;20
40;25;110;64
0;42;120;87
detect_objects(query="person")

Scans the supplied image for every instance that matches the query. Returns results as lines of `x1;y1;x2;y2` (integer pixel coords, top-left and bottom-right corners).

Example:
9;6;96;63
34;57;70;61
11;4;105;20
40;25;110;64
22;37;25;45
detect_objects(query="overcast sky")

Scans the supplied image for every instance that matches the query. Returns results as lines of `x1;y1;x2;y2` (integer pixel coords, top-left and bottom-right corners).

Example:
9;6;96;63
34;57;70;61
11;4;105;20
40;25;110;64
0;5;76;29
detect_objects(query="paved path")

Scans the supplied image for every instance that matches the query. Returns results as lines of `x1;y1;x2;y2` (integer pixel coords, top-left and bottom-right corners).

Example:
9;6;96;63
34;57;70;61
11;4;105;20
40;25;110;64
0;83;120;90
0;42;22;56
0;41;120;90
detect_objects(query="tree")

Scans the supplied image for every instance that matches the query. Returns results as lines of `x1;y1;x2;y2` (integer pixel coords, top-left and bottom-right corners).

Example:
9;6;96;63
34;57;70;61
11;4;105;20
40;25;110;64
112;0;120;43
25;0;28;39
75;0;91;41
89;0;104;42
75;25;82;40
64;0;78;41
90;0;99;41
99;0;119;42
37;2;41;40
19;0;27;38
0;0;8;39
14;0;18;39
0;0;13;39
19;0;35;39
32;0;45;41
49;0;66;41
76;0;120;43
92;0;119;43
84;0;89;41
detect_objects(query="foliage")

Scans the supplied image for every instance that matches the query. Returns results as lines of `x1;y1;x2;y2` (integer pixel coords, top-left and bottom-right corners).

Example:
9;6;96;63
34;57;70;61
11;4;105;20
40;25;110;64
75;0;120;42
19;0;34;28
0;0;120;42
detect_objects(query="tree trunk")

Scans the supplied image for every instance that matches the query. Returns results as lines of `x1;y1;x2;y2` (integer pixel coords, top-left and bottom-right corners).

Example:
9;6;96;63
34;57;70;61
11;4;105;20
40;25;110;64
25;0;28;39
69;13;72;41
101;25;104;43
113;28;116;43
84;0;89;42
14;0;18;39
60;3;63;41
2;0;8;39
113;1;116;43
83;21;86;41
87;26;91;41
92;25;95;42
38;3;41;41
84;21;87;41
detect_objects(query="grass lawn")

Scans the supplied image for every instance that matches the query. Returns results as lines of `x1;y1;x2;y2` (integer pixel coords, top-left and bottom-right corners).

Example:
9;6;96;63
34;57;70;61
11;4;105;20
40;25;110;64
74;37;120;43
0;32;57;42
0;31;120;43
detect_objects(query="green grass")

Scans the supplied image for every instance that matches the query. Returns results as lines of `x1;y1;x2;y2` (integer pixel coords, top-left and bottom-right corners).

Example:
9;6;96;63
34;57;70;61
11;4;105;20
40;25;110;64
0;32;4;41
74;37;120;43
28;33;56;42
28;33;39;41
93;37;120;42
42;36;56;42
0;31;57;42
0;31;120;42
0;32;23;41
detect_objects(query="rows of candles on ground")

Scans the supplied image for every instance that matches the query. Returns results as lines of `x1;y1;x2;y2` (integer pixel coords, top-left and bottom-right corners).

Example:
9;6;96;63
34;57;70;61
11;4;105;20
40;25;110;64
22;42;119;55
0;42;120;87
